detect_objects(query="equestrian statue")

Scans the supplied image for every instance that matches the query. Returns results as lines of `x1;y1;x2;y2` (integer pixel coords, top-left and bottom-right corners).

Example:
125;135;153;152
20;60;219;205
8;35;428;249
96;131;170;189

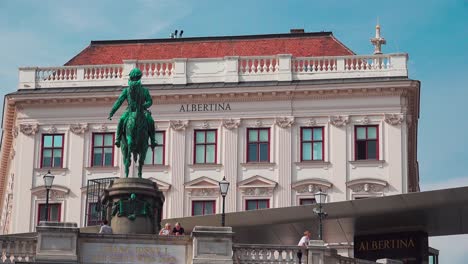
108;68;157;178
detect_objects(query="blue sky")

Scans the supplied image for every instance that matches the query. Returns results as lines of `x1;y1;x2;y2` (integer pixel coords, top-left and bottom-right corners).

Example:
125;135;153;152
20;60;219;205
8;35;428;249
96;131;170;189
0;0;467;262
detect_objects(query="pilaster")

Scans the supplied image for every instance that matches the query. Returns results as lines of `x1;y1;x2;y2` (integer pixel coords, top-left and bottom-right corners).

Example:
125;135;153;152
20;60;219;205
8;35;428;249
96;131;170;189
170;128;187;217
276;123;292;207
222;126;238;212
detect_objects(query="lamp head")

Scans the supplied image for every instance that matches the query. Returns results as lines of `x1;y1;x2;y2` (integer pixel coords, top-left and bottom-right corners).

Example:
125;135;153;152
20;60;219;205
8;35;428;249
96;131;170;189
43;170;55;189
219;176;230;197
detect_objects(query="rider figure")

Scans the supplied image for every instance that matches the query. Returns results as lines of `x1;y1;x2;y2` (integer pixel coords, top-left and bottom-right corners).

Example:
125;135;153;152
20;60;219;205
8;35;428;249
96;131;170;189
108;68;157;148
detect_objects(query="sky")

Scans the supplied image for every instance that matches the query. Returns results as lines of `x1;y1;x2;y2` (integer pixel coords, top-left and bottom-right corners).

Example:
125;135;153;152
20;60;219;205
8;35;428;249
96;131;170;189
0;0;467;262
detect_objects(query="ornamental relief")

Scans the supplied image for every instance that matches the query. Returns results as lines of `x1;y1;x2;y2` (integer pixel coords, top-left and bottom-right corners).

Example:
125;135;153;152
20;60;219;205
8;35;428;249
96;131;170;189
69;123;88;134
384;114;404;126
170;120;189;131
222;118;241;130
188;188;219;197
275;117;294;128
329;115;349;127
349;183;385;193
242;187;273;196
44;125;58;133
19;123;39;135
34;190;67;200
294;184;330;194
12;126;18;138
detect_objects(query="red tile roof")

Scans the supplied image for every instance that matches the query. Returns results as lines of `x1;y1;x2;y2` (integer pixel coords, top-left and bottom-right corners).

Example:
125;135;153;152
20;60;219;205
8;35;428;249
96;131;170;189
65;32;354;66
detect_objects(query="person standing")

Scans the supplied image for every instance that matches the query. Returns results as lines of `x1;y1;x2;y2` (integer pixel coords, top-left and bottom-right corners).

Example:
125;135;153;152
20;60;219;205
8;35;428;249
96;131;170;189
297;230;311;263
99;220;113;234
159;223;172;236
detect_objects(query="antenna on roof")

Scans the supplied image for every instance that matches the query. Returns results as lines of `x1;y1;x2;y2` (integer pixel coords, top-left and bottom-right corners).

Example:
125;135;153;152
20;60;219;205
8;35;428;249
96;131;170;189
170;33;175;39
179;30;184;38
174;30;178;38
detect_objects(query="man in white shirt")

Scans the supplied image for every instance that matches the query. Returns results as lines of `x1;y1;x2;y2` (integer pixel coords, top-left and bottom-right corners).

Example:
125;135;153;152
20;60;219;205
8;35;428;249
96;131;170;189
99;220;113;234
297;230;311;263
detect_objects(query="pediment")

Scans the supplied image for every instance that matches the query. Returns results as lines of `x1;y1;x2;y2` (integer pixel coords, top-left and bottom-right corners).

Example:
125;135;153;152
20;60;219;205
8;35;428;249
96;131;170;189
31;184;70;199
292;178;333;192
148;177;171;191
346;178;388;193
238;175;277;189
185;176;219;189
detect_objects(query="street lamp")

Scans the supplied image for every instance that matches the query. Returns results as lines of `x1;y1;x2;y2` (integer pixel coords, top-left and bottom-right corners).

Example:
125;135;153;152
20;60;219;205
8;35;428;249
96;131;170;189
43;170;55;221
313;189;328;240
219;176;230;227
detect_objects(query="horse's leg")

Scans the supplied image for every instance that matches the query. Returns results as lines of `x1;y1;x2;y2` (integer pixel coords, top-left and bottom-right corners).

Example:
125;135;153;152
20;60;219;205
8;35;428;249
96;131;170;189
122;143;130;178
138;142;148;178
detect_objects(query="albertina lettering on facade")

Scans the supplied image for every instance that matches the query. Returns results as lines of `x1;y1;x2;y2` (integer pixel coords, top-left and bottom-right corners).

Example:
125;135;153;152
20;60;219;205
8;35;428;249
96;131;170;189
179;103;231;112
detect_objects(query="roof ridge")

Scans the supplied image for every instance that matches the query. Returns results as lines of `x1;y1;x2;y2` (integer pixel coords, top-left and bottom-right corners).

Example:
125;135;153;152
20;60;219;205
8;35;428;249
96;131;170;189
89;32;334;45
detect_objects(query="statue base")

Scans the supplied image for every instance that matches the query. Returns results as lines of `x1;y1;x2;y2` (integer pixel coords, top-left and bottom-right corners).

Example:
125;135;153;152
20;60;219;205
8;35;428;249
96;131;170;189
103;178;164;234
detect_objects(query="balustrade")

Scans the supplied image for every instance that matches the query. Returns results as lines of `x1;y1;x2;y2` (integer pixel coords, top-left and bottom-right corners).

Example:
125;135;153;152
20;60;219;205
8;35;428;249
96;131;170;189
137;60;173;78
0;235;36;263
233;244;300;264
19;53;407;89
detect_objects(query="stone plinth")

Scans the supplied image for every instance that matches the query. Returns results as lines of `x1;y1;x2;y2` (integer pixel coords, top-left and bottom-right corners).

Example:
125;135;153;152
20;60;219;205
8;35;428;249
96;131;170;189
191;226;234;264
35;222;79;264
103;178;165;234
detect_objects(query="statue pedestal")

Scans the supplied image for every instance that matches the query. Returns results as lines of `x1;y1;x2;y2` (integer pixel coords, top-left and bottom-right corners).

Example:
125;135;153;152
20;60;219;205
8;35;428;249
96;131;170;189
103;178;164;234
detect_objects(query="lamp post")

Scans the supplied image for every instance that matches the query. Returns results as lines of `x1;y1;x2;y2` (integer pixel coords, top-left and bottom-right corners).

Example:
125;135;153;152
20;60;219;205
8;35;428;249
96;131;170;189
313;189;327;240
218;176;230;227
43;170;55;221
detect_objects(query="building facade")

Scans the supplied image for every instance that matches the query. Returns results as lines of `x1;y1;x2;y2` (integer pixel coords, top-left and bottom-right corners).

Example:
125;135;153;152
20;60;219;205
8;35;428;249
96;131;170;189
0;29;420;234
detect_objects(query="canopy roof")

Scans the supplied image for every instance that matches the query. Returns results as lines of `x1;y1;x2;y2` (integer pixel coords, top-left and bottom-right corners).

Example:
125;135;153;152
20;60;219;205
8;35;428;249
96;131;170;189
164;186;468;245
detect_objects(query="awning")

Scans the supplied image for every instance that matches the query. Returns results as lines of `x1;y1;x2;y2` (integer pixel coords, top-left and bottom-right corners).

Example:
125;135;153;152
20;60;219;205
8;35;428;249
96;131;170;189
163;186;468;245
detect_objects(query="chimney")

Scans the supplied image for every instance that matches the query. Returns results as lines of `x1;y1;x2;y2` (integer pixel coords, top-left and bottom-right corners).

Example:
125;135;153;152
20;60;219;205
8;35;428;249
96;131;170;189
290;29;305;34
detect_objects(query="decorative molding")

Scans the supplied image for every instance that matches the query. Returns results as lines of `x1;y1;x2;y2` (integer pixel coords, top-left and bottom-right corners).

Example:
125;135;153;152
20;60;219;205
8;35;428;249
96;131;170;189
97;124;108;132
275;117;294;128
255;120;263;127
10;149;15;160
170;120;189;131
349;160;385;169
242;187;273;196
347;178;388;193
222;118;241;130
294;161;330;170
189;188;219;197
31;185;70;199
329;115;349;127
201;120;210;129
19;123;39;135
384;114;404;126
359;116;370;125
306;119;317;127
12;127;18;138
292;179;333;194
69;123;88;134
44;125;58;133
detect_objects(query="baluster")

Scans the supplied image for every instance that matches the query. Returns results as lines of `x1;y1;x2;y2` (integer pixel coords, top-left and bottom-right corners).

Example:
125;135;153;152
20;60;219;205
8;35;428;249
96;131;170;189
268;59;274;72
327;59;332;71
275;58;279;71
165;63;170;76
386;57;391;69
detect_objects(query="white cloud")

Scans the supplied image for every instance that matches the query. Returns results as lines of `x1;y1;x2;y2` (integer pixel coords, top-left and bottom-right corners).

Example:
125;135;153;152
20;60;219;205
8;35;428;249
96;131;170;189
421;176;468;191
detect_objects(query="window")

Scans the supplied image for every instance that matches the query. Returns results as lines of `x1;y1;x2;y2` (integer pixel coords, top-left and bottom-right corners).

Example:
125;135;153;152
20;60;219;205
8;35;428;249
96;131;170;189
87;202;102;226
41;134;64;168
301;127;324;161
299;198;316;205
194;130;217;164
247;128;270;162
92;133;114;167
192;200;215;216
355;126;378;160
246;199;269;210
145;131;165;165
38;203;61;224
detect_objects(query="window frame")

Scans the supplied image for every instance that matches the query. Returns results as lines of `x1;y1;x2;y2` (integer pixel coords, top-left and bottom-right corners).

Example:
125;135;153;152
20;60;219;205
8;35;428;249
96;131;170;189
91;132;115;167
245;199;270;211
37;203;61;224
86;202;102;226
145;131;166;165
40;134;65;168
354;125;379;160
246;128;270;163
299;198;316;205
193;129;218;164
191;200;216;216
300;127;324;161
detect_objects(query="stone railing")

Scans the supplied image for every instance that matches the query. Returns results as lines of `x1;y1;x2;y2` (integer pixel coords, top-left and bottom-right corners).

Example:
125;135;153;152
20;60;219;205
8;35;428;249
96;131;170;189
332;255;381;264
0;233;37;263
233;244;303;263
18;53;408;89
